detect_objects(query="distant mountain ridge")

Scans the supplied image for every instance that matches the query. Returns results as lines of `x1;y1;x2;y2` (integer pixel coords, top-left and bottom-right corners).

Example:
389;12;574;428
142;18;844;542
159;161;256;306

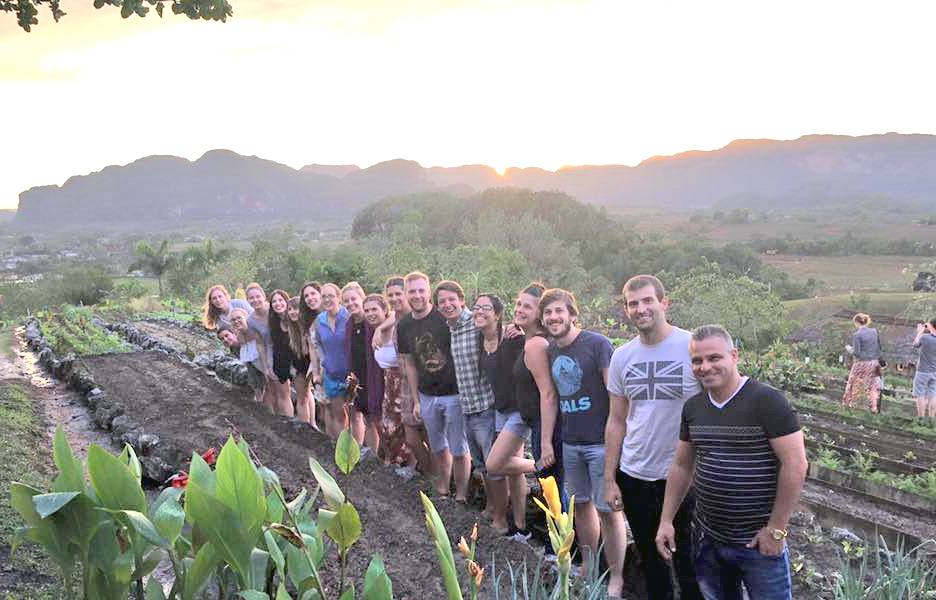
14;133;936;228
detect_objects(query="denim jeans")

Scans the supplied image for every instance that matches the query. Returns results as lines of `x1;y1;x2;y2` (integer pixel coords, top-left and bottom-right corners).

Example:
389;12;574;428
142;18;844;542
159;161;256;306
694;535;792;600
615;470;702;600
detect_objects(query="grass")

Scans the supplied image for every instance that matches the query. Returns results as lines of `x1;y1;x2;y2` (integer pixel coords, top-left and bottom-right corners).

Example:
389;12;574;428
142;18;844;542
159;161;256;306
763;254;919;293
783;292;923;324
38;305;131;356
0;382;61;599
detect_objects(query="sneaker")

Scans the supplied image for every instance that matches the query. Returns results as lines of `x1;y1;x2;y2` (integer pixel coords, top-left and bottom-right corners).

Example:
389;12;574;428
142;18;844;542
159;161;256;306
509;528;532;544
394;465;416;480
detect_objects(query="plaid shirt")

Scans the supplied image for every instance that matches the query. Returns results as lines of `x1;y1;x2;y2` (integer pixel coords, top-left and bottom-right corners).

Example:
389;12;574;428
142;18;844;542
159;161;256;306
449;308;495;414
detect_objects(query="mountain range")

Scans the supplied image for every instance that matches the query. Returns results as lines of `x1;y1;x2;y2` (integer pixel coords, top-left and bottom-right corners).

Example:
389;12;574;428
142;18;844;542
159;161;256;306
13;133;936;229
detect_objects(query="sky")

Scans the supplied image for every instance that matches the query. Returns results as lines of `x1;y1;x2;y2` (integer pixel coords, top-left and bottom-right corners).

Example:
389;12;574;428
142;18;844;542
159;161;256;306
2;0;936;209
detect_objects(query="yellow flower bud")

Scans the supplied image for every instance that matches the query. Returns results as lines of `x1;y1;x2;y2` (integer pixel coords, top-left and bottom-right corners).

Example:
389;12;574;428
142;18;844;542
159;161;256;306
457;536;471;558
471;521;479;542
538;476;562;519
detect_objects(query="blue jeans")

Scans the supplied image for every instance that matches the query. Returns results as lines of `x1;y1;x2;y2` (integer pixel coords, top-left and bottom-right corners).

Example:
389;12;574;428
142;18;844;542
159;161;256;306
694;535;792;600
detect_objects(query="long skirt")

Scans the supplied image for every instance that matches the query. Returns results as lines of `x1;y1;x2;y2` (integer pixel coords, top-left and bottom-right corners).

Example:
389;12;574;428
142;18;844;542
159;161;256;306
381;368;413;465
842;359;881;413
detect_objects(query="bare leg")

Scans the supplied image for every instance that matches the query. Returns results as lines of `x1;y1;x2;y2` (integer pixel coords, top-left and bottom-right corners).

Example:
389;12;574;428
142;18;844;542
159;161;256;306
484;476;510;533
262;382;277;412
508;473;528;530
452;453;471;502
274;380;294;417
928;396;936;418
404;425;432;474
487;430;534;475
598;510;627;597
365;420;381;455
351;409;366;445
294;373;313;425
435;449;453;496
916;396;927;418
574;501;600;578
327;395;348;438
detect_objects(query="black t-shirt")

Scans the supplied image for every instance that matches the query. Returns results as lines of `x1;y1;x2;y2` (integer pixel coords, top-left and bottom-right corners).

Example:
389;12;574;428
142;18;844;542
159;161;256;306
349;318;367;386
396;308;458;396
487;335;523;413
680;378;800;545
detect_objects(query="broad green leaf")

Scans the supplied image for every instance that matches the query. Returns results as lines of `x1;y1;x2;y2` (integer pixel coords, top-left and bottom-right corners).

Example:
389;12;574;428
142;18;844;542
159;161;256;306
338;584;354;600
363;555;393;600
215;437;266;535
264;529;285;579
286;533;324;591
52;426;84;493
187;451;216;495
149;486;184;516
266;491;284;524
185;479;254;586
32;491;80;519
258;465;280;490
9;483;75;578
183;542;220;600
112;509;168;547
87;522;121;572
248;548;271;591
146;577;168;600
133;548;168;580
87;444;146;513
275;583;291;600
152;496;185;544
300;591;323;600
420;492;463;600
119;444;142;483
285;488;308;514
238;592;269;600
114;548;135;584
323;502;361;552
308;457;344;508
335;429;360;475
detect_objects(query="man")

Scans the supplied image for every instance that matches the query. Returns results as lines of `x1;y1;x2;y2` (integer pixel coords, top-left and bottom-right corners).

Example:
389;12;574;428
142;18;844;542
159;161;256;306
603;275;702;600
655;325;807;600
395;272;470;501
912;318;936;420
436;280;510;530
541;288;626;598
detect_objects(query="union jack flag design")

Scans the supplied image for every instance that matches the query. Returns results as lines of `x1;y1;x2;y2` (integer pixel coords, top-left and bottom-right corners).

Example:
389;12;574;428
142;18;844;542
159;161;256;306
624;361;685;401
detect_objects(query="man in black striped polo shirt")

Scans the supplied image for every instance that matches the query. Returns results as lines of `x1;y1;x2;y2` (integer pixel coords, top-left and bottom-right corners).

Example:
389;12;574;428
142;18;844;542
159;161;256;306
655;325;807;600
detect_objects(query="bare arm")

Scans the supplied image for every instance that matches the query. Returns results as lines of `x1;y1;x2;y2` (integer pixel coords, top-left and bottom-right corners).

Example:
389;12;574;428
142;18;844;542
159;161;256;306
603;391;630;506
399;353;421;419
525;337;557;468
655;441;696;560
765;430;808;534
372;312;397;349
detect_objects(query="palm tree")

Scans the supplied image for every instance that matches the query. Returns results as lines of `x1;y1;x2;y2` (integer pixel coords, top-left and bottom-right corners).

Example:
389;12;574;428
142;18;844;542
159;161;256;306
128;240;175;298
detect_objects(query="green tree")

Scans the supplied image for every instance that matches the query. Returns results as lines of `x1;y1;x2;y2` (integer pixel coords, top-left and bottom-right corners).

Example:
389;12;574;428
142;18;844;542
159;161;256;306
56;265;115;306
666;264;788;349
4;0;232;32
128;240;175;298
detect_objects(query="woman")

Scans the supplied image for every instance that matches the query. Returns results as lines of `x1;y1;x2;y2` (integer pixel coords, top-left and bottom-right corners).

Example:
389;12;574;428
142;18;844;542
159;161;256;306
299;282;325;421
314;283;351;438
375;276;432;476
286;297;318;428
266;289;296;417
342;282;381;452
202;284;252;330
365;293;413;467
843;312;883;413
246;283;281;411
229;307;270;405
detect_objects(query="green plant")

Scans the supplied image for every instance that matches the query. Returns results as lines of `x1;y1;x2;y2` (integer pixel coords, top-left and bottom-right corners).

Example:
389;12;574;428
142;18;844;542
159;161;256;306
39;305;130;355
834;537;936;599
814;446;843;470
739;342;825;392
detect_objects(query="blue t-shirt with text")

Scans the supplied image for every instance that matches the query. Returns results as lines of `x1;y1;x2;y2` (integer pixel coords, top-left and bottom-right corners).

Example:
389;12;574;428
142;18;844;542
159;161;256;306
548;330;613;445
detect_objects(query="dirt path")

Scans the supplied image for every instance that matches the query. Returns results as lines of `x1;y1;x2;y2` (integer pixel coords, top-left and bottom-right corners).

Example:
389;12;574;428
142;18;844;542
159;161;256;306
78;350;542;599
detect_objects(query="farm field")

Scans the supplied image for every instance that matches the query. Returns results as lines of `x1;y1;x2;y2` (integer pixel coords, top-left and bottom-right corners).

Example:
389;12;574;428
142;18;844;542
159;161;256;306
6;311;936;599
763;254;920;292
783;291;924;324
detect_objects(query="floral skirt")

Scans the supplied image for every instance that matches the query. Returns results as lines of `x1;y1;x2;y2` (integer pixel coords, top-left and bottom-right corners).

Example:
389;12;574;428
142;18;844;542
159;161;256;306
382;368;413;466
842;359;881;412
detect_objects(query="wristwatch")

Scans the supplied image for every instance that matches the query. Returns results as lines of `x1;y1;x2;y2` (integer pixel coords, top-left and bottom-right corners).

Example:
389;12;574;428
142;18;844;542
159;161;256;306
769;527;788;541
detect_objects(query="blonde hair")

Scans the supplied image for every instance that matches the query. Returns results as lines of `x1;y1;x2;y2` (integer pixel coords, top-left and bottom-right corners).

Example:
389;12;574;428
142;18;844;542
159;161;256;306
341;281;366;299
201;284;231;330
853;313;871;326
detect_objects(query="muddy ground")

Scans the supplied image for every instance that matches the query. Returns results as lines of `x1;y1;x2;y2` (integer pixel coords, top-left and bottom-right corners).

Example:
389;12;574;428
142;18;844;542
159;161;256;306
78;351;562;599
130;319;223;357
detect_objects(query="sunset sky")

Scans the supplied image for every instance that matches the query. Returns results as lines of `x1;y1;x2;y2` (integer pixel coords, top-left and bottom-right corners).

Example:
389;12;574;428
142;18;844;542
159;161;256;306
2;0;936;209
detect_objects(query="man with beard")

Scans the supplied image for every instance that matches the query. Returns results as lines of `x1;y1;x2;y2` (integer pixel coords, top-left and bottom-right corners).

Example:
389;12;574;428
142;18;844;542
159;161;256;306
396;272;470;501
603;275;703;600
541;288;626;599
655;325;806;600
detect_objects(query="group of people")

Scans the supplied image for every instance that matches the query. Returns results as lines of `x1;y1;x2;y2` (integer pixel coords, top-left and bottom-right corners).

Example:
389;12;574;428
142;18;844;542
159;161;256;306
201;273;809;600
842;312;936;420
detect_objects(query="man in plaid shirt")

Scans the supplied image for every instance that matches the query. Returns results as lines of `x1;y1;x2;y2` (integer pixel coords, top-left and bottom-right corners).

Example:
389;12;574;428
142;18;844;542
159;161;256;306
435;280;509;521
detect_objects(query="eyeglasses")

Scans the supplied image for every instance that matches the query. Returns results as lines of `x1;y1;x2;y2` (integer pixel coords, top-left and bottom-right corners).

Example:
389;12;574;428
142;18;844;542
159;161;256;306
472;304;495;313
321;294;337;300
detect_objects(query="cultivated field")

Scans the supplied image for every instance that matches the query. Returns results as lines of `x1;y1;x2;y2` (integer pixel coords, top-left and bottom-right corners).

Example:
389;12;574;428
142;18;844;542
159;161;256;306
764;254;920;292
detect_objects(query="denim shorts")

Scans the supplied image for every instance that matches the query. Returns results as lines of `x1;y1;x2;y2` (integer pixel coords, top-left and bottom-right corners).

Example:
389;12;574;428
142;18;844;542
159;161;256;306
563;443;609;512
913;371;936;399
419;393;468;457
495;410;531;439
464;408;503;480
323;373;349;400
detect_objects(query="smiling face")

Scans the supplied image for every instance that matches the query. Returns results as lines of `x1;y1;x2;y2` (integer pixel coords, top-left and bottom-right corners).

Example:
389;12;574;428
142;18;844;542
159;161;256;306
624;284;669;335
405;277;431;315
513;292;540;330
436;289;463;322
385;284;408;313
363;299;387;327
209;287;230;311
342;289;365;318
302;285;322;311
270;292;288;315
229;311;248;332
218;329;239;348
690;335;739;392
472;295;500;331
542;299;574;340
320;285;340;313
246;287;266;312
287;303;300;322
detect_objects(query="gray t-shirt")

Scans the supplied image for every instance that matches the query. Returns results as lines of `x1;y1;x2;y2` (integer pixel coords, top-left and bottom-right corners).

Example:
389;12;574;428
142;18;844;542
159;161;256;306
607;327;701;481
916;333;936;373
